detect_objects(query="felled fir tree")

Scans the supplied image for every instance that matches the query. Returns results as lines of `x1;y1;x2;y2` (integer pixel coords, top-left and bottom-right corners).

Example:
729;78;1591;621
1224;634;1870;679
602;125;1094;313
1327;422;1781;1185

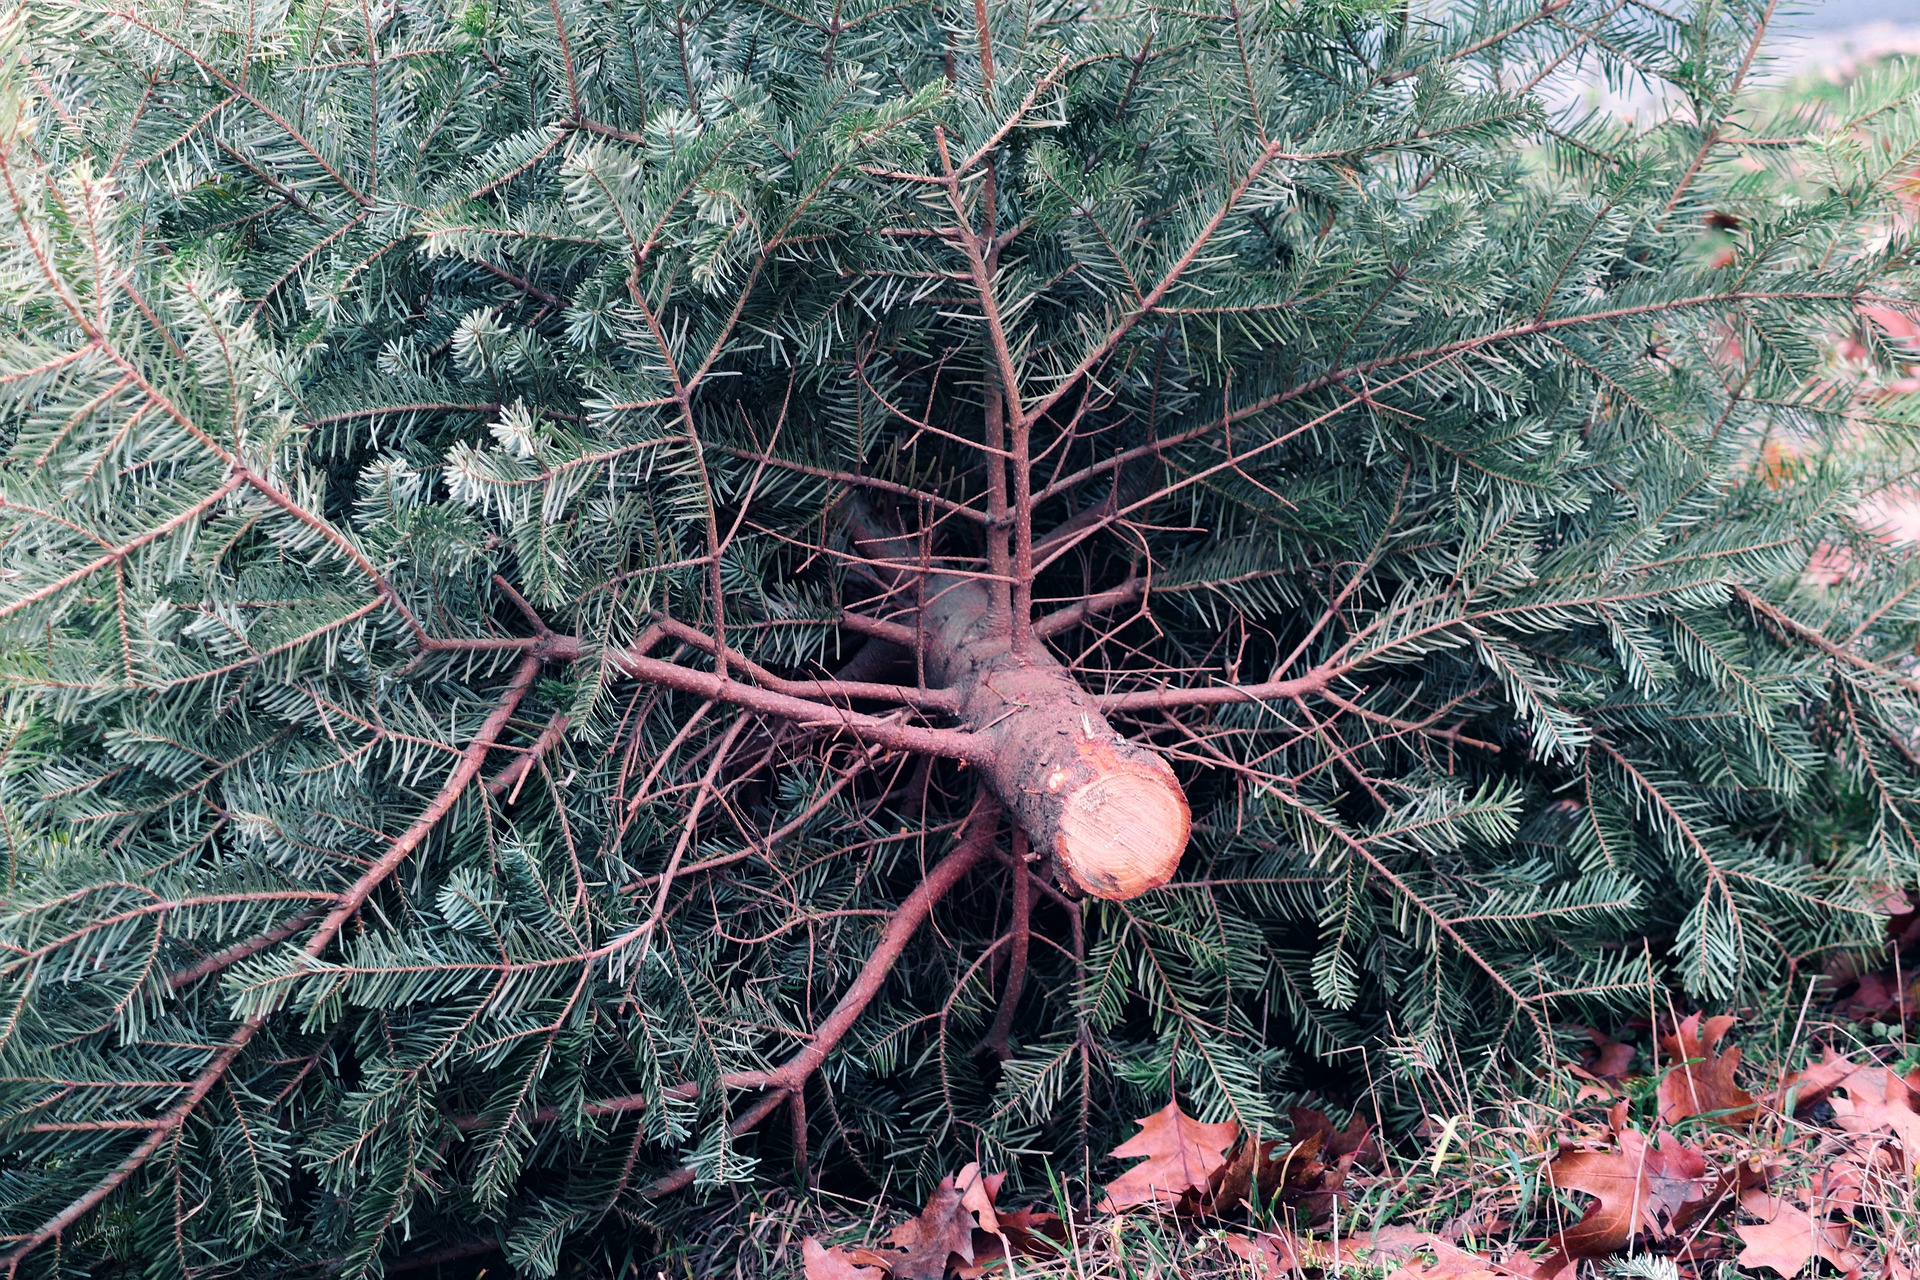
2;0;1918;1273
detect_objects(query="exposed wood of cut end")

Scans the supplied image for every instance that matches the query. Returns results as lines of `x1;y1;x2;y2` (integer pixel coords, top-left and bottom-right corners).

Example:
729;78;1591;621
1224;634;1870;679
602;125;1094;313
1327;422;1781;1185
1056;766;1191;900
846;503;1191;901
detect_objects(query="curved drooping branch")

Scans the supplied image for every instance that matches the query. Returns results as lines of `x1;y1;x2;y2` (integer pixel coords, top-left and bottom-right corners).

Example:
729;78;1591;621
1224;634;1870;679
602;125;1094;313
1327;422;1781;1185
849;508;1191;900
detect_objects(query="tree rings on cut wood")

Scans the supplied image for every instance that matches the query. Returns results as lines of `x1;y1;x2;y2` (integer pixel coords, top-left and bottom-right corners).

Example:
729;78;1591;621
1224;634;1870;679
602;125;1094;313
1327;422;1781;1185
1054;758;1191;900
976;692;1191;902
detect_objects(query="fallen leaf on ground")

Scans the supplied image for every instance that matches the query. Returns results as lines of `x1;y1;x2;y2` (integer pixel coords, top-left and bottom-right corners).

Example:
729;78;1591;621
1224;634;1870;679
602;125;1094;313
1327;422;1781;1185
1543;1128;1712;1260
883;1177;978;1279
1840;971;1918;1026
993;1205;1064;1253
1734;1189;1865;1277
1772;1047;1859;1110
1223;1227;1473;1278
1827;1066;1920;1162
1580;1026;1638;1080
950;1166;1064;1278
1222;1229;1299;1276
953;1163;999;1233
1205;1130;1292;1218
1290;1105;1379;1163
803;1237;884;1280
1656;1012;1756;1126
1099;1100;1240;1211
831;1163;1063;1280
1281;1107;1375;1221
1382;1237;1510;1280
1568;1067;1622;1103
1347;1225;1447;1260
1204;1122;1352;1219
1873;883;1918;953
1808;1155;1868;1214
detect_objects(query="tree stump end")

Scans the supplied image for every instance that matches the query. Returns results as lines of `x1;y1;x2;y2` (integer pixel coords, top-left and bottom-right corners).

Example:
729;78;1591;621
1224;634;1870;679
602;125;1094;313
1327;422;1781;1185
1056;767;1191;900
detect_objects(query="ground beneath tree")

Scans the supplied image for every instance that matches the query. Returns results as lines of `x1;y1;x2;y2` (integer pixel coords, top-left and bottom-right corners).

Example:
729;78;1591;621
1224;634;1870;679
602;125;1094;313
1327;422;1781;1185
760;900;1920;1280
794;1016;1919;1280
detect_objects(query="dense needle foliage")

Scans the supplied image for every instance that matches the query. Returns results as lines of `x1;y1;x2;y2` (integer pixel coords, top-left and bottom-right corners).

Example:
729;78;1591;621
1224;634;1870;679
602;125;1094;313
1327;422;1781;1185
2;0;1918;1274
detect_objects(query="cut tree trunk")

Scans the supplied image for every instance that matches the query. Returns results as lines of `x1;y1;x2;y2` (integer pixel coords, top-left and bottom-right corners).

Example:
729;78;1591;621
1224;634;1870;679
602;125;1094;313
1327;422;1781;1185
855;515;1190;900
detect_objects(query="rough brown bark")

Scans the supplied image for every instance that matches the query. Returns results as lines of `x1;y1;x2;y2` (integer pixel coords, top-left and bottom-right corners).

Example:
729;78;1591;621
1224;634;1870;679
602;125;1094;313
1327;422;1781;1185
854;512;1189;900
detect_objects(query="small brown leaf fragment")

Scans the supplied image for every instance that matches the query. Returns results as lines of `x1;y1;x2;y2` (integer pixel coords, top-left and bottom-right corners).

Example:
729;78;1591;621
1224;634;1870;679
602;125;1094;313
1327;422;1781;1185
1886;890;1920;952
1222;1229;1296;1277
1734;1190;1864;1277
802;1237;885;1280
1809;1156;1868;1215
947;1164;1064;1278
1205;1127;1340;1219
1579;1026;1638;1080
1098;1100;1240;1211
1230;1229;1519;1280
884;1177;978;1280
1656;1013;1756;1126
1223;1228;1445;1277
995;1205;1064;1253
953;1162;999;1232
1567;1067;1621;1104
1839;971;1918;1026
1543;1129;1711;1260
1290;1105;1378;1162
1347;1225;1448;1263
1204;1130;1288;1218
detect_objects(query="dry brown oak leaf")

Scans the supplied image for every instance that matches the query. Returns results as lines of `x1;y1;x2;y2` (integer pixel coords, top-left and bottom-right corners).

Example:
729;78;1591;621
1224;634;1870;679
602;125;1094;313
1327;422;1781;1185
1098;1100;1241;1211
802;1238;885;1280
1838;970;1920;1026
1286;1105;1378;1220
1656;1013;1756;1127
1221;1229;1308;1277
1825;1066;1920;1165
1384;1238;1516;1280
1568;1027;1640;1102
801;1171;982;1280
1542;1128;1713;1261
947;1162;1065;1279
880;1167;991;1280
1733;1189;1866;1278
1219;1229;1372;1276
1773;1047;1861;1111
1206;1132;1297;1220
805;1162;1062;1280
952;1203;1065;1280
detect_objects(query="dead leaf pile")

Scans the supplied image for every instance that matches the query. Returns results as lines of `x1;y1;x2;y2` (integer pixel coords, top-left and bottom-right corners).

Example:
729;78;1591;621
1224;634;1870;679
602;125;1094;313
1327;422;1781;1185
1097;1099;1377;1222
802;1014;1920;1279
1525;1016;1920;1280
804;1163;1062;1280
